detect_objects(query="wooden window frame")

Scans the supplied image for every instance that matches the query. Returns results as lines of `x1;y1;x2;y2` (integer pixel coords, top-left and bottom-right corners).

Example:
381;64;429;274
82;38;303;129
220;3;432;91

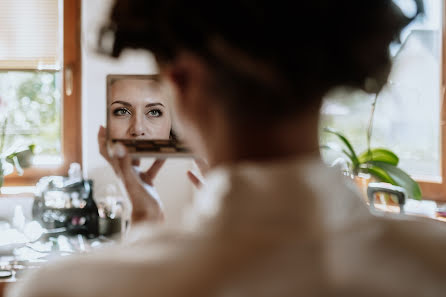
4;0;82;186
416;2;446;201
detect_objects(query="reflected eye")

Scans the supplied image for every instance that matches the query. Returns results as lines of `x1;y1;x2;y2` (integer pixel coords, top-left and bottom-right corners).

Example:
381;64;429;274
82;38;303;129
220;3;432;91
147;109;162;117
113;108;131;116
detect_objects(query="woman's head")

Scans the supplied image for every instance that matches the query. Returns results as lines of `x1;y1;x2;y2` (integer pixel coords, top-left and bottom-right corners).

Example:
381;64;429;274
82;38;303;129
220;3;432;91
103;0;421;115
108;78;172;140
101;0;421;163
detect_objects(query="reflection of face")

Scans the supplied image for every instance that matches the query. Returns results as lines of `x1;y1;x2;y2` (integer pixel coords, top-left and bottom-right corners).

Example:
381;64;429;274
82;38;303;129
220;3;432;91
109;79;172;140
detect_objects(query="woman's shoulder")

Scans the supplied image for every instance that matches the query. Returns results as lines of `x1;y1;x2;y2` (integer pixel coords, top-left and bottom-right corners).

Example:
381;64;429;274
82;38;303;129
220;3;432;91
6;227;209;297
378;214;446;258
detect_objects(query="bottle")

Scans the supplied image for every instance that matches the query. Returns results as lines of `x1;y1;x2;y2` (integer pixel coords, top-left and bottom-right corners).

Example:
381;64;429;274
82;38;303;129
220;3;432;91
12;205;25;231
68;163;82;182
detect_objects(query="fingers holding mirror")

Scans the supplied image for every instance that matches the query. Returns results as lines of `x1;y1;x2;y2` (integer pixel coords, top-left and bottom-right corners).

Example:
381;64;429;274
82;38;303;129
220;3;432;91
187;171;204;189
139;159;166;186
187;158;210;189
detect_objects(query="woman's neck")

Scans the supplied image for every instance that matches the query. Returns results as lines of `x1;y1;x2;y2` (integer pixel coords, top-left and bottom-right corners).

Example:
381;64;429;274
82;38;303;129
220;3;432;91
206;112;321;168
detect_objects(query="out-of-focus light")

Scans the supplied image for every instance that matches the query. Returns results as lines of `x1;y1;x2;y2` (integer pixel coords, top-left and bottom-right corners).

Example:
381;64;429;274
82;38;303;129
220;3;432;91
393;0;419;18
23;221;46;242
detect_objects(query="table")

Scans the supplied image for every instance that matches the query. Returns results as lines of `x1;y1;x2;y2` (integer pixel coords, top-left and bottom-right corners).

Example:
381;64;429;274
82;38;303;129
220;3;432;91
0;233;117;297
369;197;446;223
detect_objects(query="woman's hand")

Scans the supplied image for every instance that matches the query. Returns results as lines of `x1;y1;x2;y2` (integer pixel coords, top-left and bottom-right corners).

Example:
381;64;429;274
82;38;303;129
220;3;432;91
98;126;210;223
187;158;209;189
98;126;165;223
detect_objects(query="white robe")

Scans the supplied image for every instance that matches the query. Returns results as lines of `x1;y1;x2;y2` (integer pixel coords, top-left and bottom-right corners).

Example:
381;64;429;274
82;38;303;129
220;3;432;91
7;156;446;297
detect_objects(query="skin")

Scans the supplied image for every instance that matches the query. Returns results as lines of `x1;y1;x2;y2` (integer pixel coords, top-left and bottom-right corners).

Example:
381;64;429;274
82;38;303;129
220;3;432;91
98;126;208;222
109;79;172;140
99;75;209;223
162;52;320;167
101;52;318;224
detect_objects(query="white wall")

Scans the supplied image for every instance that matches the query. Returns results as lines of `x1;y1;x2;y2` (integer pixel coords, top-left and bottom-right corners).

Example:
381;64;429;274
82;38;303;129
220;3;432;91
81;0;194;225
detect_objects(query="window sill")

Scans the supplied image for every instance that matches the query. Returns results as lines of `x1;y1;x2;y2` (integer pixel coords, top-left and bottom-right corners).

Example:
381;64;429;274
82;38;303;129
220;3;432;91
0;186;36;197
373;198;446;223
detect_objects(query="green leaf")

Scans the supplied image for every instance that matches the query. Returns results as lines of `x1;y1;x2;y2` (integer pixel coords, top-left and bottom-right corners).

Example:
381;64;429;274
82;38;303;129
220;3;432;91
370;161;422;200
28;144;36;154
365;165;397;185
5;153;17;164
358;148;399;166
323;128;359;168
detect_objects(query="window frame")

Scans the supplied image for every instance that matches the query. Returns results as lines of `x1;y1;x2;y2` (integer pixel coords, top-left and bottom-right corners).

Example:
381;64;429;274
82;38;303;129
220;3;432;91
4;0;82;186
414;2;446;201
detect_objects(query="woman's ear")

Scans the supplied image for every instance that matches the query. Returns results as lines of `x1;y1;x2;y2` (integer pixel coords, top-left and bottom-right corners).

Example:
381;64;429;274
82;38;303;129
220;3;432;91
163;63;188;99
160;52;214;160
161;51;210;110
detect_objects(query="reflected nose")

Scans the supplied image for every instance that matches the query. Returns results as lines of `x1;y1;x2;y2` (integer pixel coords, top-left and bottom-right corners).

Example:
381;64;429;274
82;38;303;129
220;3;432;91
128;115;147;137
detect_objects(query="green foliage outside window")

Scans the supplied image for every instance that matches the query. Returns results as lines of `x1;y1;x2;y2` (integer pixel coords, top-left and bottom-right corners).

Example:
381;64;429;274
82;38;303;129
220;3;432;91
0;71;61;159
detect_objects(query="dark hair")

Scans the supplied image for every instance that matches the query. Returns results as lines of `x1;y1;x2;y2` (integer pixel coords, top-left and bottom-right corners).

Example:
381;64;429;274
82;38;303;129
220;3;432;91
100;0;423;120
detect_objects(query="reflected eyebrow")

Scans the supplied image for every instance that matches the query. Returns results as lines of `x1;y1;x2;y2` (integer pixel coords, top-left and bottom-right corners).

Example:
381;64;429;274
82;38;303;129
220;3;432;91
146;103;165;108
111;100;132;107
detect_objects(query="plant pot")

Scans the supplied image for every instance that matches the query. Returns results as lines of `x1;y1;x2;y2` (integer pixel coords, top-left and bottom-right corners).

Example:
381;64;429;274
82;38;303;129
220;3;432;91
377;192;399;207
353;174;399;207
353;173;372;204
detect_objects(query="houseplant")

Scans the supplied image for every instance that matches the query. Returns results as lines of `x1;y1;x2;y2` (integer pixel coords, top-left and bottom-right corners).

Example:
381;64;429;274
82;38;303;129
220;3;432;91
321;0;426;202
0;118;35;192
322;91;422;201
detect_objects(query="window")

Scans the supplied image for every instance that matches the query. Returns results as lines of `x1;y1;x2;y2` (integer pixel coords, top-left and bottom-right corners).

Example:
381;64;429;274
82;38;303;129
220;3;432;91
0;0;82;186
319;0;445;200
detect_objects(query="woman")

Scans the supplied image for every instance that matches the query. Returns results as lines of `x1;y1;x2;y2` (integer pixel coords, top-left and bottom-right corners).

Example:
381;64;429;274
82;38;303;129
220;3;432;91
101;76;203;223
8;1;446;297
103;77;174;223
108;77;172;140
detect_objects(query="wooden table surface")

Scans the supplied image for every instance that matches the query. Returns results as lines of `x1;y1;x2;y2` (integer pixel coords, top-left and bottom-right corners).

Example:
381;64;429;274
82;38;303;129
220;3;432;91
0;277;16;297
0;234;116;297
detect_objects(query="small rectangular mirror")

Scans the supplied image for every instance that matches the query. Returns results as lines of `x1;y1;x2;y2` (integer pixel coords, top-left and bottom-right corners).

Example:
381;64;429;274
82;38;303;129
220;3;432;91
106;74;192;157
